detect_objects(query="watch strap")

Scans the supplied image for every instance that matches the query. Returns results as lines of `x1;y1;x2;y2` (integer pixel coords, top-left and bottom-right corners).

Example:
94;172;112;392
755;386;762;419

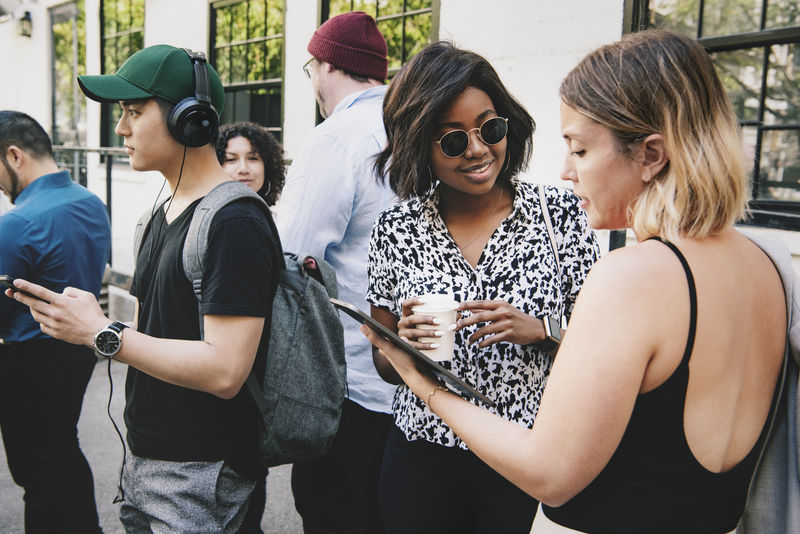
108;321;128;334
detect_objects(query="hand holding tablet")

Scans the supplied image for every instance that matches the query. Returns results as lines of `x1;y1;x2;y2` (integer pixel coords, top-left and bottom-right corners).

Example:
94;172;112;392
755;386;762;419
331;298;495;407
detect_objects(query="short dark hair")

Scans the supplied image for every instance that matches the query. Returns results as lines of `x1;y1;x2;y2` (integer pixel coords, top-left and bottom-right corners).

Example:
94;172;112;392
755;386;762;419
0;110;54;161
375;41;535;200
216;122;286;206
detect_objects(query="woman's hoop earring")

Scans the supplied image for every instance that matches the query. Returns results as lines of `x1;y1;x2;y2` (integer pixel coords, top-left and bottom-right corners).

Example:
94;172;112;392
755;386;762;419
260;180;271;199
500;149;511;175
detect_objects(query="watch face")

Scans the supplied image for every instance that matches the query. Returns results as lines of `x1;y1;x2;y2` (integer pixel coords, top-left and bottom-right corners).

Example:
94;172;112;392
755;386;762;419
95;330;121;356
546;316;562;342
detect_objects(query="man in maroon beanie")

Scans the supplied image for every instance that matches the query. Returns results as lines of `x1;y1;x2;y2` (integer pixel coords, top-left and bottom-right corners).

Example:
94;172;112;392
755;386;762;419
276;11;395;534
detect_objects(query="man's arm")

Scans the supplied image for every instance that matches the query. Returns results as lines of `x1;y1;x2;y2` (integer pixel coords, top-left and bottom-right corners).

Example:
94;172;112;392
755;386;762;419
6;282;262;399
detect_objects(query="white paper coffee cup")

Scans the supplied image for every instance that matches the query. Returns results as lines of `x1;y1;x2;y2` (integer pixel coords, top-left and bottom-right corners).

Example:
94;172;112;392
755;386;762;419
412;294;458;361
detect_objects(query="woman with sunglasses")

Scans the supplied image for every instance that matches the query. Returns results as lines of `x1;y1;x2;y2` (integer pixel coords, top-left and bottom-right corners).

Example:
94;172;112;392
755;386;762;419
367;42;599;533
364;31;790;534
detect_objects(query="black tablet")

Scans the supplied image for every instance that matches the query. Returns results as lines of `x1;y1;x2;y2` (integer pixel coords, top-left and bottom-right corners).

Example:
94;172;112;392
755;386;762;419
331;298;495;408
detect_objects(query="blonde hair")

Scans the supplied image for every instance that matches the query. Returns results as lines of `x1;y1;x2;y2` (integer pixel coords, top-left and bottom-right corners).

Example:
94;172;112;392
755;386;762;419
560;30;748;241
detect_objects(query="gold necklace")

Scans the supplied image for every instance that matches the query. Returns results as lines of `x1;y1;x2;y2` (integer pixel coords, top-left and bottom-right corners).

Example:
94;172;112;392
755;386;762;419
457;186;503;250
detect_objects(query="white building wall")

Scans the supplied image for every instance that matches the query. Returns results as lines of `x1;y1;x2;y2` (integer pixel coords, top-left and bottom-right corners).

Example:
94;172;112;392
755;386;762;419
0;2;54;131
439;0;624;187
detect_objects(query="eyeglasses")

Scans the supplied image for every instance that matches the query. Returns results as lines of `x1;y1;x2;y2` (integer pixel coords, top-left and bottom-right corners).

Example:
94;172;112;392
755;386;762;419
302;58;313;79
435;117;509;158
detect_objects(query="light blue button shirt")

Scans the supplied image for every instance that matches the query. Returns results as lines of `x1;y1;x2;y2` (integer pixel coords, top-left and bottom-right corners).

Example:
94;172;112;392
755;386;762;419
276;85;397;413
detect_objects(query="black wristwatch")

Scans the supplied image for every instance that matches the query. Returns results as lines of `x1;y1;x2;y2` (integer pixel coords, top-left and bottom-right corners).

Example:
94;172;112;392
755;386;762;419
539;315;562;352
93;321;128;359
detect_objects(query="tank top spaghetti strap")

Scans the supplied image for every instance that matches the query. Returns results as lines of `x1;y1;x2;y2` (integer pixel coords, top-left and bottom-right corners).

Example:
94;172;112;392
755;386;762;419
542;238;779;534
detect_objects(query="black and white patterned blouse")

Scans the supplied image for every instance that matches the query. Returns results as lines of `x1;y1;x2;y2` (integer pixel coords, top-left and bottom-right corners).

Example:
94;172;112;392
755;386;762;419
367;178;600;449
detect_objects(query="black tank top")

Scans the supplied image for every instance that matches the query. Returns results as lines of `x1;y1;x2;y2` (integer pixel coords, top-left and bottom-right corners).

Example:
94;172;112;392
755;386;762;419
543;239;779;533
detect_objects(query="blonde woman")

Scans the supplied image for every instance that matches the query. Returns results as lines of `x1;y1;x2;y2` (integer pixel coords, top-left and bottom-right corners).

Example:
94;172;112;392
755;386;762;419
362;30;788;533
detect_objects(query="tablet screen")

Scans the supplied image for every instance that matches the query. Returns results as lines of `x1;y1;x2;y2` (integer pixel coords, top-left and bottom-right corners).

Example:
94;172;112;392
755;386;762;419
331;298;495;407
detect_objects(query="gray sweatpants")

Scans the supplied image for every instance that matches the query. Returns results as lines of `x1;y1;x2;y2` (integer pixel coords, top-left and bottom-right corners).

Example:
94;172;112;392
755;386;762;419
119;453;256;534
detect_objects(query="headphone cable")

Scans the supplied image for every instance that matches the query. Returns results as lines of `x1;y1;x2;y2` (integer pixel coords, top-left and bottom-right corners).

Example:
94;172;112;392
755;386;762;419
108;144;188;503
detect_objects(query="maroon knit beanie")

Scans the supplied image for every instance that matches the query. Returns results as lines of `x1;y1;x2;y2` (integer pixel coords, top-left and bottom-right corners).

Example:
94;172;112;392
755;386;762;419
307;11;388;81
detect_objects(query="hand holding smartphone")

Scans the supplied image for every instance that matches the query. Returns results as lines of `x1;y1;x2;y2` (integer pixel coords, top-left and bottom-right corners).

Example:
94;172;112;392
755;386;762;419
0;275;51;303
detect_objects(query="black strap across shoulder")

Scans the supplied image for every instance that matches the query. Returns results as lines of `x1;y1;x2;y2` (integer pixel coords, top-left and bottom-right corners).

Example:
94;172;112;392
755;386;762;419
648;237;698;368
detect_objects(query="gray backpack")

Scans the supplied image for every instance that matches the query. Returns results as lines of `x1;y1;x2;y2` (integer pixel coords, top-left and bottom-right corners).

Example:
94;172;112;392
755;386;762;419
133;180;346;467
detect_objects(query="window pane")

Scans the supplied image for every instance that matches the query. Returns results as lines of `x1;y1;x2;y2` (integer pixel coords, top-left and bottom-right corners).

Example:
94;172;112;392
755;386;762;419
216;5;233;43
353;0;377;16
712;48;764;123
216;48;231;83
131;0;144;28
231;2;248;41
222;86;282;132
230;43;248;82
404;13;431;62
52;1;87;146
700;0;761;37
249;1;266;37
648;0;700;38
103;2;115;35
742;125;758;185
765;43;800;125
759;129;800;201
248;42;266;82
267;0;283;34
266;39;283;79
406;0;433;9
378;0;403;16
766;0;800;29
329;0;353;17
379;17;402;69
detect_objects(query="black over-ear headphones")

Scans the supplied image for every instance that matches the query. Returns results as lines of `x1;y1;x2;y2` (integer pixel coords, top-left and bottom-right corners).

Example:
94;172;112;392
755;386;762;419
167;49;220;147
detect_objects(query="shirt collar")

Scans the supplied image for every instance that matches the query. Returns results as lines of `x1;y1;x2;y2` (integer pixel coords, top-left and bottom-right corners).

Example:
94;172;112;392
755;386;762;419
331;85;388;116
14;170;72;208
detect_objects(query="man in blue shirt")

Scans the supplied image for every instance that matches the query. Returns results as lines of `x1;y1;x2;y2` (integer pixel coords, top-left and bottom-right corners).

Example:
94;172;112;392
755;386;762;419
276;12;396;534
0;110;110;533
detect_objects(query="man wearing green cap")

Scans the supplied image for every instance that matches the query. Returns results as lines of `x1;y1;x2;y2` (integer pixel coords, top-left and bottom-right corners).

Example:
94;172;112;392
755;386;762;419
9;45;282;533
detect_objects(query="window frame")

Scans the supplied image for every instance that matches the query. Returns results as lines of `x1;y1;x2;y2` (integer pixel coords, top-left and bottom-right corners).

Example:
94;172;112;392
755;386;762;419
624;0;800;231
99;0;145;151
208;0;286;141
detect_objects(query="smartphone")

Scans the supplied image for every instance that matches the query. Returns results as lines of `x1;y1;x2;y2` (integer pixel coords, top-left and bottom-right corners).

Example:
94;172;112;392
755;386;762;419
0;275;50;303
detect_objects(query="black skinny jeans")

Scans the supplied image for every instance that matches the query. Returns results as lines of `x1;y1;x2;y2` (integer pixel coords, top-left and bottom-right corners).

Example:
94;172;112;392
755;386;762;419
380;424;539;534
0;338;102;534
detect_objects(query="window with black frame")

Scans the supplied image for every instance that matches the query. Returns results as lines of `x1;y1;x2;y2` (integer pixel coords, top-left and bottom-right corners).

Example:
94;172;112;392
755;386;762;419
99;0;144;150
323;0;437;77
51;1;88;185
625;0;800;229
210;0;284;142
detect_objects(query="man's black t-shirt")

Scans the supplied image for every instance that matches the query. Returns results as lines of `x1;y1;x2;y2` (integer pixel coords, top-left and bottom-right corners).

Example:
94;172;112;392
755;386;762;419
128;195;281;473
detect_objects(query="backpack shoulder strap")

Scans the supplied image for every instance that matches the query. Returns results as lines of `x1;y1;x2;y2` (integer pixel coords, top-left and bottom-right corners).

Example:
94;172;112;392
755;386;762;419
183;180;269;337
133;200;168;260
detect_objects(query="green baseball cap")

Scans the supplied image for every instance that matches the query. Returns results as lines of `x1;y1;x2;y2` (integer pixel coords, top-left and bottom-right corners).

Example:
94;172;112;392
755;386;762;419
77;44;225;114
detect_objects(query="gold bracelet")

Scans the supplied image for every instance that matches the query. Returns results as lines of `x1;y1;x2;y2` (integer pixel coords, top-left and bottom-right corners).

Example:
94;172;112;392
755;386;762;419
426;385;449;408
